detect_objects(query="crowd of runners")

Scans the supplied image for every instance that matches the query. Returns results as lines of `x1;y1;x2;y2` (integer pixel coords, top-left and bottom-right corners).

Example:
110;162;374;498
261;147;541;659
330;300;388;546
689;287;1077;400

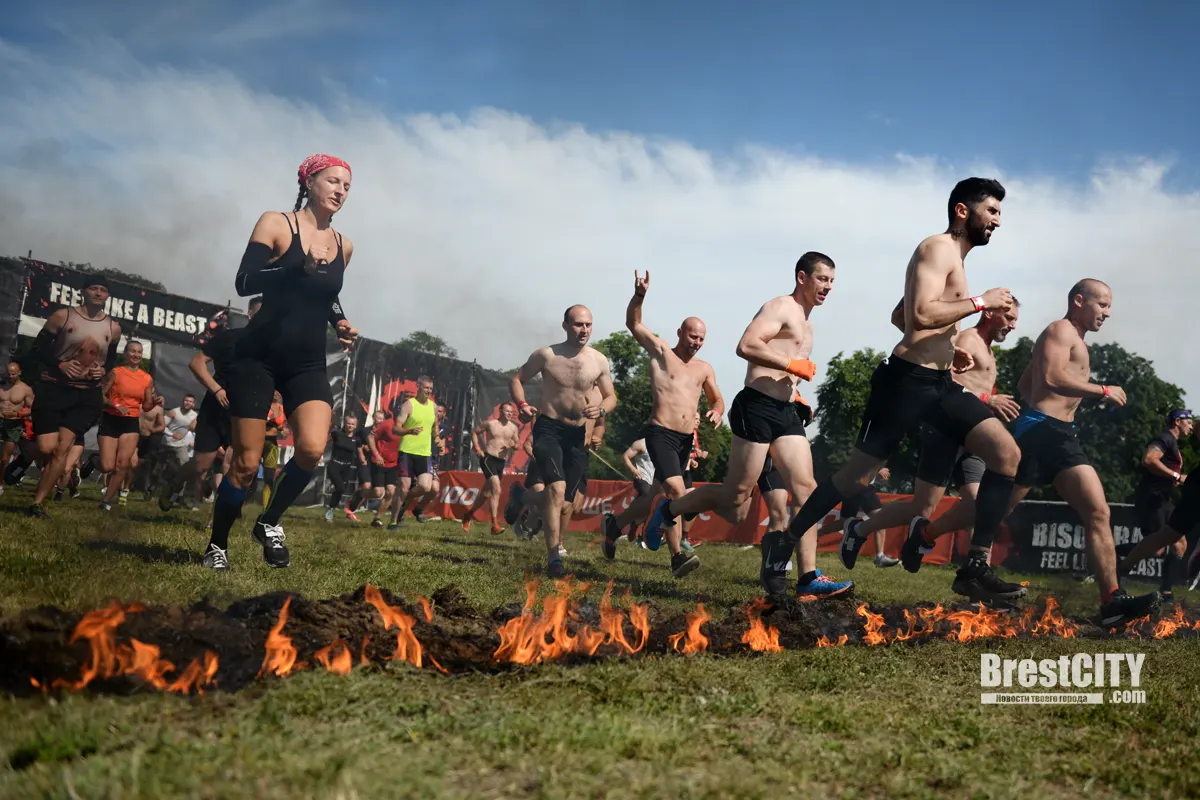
3;156;1197;627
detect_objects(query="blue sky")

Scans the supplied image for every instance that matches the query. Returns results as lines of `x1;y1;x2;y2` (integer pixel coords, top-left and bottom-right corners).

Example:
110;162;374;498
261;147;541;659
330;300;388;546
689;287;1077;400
4;1;1200;403
10;0;1200;188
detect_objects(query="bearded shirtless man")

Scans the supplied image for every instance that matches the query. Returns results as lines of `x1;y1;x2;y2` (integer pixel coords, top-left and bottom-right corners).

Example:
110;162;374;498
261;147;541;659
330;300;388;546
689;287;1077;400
839;298;1023;572
998;280;1159;624
463;401;521;534
642;252;853;599
764;179;1024;601
0;362;34;488
504;305;617;577
599;271;724;578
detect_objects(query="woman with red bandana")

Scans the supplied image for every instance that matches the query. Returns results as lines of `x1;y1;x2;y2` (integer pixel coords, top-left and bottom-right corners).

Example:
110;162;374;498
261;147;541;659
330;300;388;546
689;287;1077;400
202;154;359;571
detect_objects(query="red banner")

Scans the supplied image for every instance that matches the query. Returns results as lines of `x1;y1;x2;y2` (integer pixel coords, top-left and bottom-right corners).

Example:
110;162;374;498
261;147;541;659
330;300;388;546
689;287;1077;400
430;471;1010;567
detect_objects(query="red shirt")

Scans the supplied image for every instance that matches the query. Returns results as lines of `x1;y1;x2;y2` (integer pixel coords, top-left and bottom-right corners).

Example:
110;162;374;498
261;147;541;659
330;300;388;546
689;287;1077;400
372;418;400;468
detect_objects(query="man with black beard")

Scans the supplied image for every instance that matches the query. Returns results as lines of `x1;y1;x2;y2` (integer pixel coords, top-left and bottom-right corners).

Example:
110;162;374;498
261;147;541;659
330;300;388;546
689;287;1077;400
767;178;1025;602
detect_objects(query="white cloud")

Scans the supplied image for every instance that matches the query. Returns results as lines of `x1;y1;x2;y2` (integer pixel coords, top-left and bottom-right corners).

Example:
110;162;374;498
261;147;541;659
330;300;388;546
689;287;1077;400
2;40;1198;417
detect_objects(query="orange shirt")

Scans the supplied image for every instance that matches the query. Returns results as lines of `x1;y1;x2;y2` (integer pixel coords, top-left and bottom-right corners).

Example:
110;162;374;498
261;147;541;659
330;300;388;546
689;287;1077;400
106;366;152;418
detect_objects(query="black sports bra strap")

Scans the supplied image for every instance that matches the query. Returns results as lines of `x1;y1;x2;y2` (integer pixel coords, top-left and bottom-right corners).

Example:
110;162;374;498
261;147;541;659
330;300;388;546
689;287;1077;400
281;212;297;235
335;230;344;251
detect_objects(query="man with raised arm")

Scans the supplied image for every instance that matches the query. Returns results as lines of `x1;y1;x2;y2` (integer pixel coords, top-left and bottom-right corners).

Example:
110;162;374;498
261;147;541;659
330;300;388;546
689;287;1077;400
504;305;617;578
600;271;723;578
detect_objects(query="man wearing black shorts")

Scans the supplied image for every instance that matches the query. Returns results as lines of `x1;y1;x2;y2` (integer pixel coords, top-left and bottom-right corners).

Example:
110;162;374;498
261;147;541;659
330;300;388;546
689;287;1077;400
599;272;723;578
367;409;401;528
462;402;520;534
642;255;852;598
505;305;617;578
997;280;1159;623
1119;409;1197;598
0;362;34;495
27;274;123;518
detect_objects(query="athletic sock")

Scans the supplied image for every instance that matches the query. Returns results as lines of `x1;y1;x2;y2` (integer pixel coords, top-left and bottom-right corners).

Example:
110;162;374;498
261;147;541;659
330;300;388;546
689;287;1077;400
797;570;817;586
1161;552;1181;593
260;460;313;526
968;471;1015;549
209;481;246;551
784;480;845;548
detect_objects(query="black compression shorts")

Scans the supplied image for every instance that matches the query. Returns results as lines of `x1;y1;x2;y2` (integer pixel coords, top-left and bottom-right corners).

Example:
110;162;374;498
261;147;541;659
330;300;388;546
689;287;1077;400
194;392;232;455
841;486;882;519
372;464;398;487
356;462;373;486
225;360;332;420
633;478;655;497
401;452;431;479
137;433;161;459
481;454;505;480
524;457;544;488
730;386;810;444
855;357;992;460
31;380;103;439
643;424;692;484
1135;489;1174;539
531;415;589;502
98;413;140;438
917;426;988;488
757;455;786;493
1013;409;1089;487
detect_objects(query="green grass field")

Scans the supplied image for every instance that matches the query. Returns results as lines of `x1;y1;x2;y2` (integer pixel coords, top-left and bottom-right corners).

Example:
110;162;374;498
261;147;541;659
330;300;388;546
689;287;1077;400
2;482;1198;799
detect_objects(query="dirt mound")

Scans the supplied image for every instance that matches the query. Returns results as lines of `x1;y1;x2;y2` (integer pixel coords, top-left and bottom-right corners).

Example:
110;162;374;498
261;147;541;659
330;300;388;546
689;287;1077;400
2;583;1196;698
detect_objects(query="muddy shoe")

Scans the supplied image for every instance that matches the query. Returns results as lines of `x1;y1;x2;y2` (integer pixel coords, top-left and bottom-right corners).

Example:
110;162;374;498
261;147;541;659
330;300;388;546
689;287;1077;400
601;512;621;561
671;551;700;578
547;557;566;579
952;557;1027;603
759;530;791;595
1099;590;1161;627
251;517;290;568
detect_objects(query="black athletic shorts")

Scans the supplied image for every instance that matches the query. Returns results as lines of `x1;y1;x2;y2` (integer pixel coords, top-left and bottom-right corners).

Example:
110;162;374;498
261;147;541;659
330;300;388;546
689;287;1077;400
137;433;161;459
401;452;432;479
372;464;398;487
98;413;140;438
225;359;332;419
644;424;692;484
0;417;24;444
916;426;985;488
757;455;786;493
356;462;373;486
855;357;992;460
1167;475;1200;534
531;415;589;502
525;456;544;488
841;486;883;519
1013;409;1089;487
730;387;810;444
481;454;505;480
194;392;232;455
31;380;103;438
1135;488;1174;538
633;478;655;497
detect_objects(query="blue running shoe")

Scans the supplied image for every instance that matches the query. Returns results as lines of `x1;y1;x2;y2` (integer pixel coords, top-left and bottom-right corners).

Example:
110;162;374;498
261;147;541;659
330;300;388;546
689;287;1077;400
643;498;673;551
795;569;854;600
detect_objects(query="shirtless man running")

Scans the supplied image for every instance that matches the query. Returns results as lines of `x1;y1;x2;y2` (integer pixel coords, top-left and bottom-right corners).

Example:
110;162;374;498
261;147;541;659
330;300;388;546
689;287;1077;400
768;179;1024;601
504;305;617;577
462;401;521;534
837;297;1023;572
1003;280;1160;623
642;252;853;600
600;271;723;578
0;362;34;491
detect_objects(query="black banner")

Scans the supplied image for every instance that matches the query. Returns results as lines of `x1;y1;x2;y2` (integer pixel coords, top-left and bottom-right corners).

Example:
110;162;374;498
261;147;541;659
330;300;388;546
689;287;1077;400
21;259;229;347
997;501;1192;581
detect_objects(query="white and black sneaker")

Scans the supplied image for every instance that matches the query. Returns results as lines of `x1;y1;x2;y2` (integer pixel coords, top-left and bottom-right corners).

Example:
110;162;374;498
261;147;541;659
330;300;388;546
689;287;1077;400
900;516;934;573
201;543;229;571
251;517;291;568
759;530;792;595
839;518;869;570
1099;589;1161;627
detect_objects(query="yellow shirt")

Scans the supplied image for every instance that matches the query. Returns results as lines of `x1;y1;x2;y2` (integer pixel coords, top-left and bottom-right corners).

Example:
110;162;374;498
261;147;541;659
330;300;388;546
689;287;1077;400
400;396;436;456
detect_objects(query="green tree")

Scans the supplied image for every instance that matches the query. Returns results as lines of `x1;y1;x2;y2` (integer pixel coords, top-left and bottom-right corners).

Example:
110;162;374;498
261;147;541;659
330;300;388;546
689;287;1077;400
395;330;458;360
810;348;887;482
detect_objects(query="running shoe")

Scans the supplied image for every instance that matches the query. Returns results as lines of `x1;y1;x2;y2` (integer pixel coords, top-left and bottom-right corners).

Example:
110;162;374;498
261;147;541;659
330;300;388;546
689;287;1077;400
671;551;700;578
251;517;290;568
201;543;229;571
839;517;869;570
1099;590;1162;627
795;570;854;600
900;516;934;573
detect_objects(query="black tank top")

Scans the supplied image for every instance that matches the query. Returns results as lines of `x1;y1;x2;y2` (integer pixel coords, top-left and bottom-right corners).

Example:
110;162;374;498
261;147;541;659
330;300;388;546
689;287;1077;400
237;213;345;374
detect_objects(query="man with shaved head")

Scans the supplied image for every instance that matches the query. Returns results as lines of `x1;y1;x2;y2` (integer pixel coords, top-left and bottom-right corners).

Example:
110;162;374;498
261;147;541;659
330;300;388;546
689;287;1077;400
505;303;617;578
642;252;855;601
600;271;724;578
997;279;1160;624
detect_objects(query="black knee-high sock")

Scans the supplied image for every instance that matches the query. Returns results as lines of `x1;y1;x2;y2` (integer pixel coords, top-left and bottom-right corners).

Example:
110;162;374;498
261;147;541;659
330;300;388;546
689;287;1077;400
209;480;246;551
261;459;313;526
785;480;846;547
328;488;344;509
969;470;1016;549
1161;552;1181;592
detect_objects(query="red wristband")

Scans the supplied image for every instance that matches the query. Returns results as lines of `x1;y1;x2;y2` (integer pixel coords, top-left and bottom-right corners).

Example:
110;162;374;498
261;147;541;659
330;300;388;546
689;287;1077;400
1101;386;1111;398
980;392;990;405
970;296;985;313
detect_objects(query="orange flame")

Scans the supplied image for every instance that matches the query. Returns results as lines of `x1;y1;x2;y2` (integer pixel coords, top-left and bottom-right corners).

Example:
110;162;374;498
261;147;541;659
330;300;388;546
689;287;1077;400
816;634;848;648
165;651;220;695
1030;598;1077;639
1152;605;1186;640
314;638;354;676
597;582;650;656
668;604;711;655
258;596;301;678
493;579;611;665
741;599;782;653
856;604;889;646
364;585;426;669
417;596;434;623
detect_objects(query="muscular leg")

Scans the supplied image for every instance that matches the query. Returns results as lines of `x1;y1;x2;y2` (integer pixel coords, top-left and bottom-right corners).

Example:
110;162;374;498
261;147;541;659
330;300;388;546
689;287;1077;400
1052;465;1118;602
542;480;568;559
260;400;329;526
208;418;266;551
102;433;140;504
769;435;818;571
939;418;1019;555
658;475;690;556
464;475;501;523
659;436;768;525
784;448;885;546
31;430;76;506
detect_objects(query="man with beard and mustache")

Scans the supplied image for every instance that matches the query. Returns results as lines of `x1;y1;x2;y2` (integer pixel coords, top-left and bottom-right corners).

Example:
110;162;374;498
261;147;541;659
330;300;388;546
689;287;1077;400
504;304;617;578
641;252;855;601
993;280;1159;624
599;271;724;578
746;179;1024;602
838;298;1024;573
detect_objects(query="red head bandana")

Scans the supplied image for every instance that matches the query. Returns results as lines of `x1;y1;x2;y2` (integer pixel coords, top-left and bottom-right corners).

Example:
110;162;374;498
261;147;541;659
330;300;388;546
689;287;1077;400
298;153;352;184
